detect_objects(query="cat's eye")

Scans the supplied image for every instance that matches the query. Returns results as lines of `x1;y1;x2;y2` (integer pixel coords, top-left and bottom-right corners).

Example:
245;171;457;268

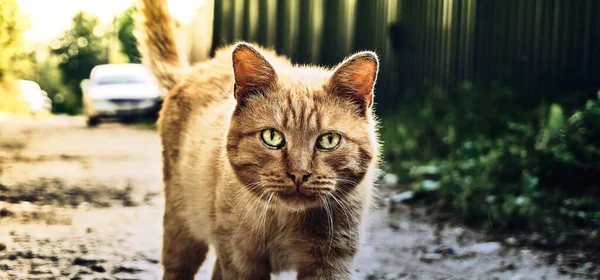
260;128;285;149
316;133;342;151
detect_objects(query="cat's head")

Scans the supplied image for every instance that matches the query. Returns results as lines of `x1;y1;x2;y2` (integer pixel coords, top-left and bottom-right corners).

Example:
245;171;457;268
226;43;379;212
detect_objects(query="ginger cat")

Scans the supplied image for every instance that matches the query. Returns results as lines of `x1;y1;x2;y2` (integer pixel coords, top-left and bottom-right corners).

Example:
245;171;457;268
137;0;380;279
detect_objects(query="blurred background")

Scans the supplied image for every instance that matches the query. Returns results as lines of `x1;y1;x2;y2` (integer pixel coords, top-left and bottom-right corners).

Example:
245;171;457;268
0;0;599;279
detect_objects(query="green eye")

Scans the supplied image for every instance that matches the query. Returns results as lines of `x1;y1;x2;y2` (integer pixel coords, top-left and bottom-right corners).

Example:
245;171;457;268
316;133;341;150
260;128;285;149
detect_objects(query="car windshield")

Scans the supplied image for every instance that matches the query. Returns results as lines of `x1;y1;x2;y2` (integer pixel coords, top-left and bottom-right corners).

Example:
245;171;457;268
96;75;148;85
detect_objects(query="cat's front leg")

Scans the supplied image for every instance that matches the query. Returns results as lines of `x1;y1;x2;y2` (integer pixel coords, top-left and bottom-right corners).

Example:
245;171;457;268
296;243;355;280
212;248;271;280
296;257;353;280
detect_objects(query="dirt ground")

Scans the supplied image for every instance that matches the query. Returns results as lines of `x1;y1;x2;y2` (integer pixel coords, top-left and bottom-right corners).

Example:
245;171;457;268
0;116;596;280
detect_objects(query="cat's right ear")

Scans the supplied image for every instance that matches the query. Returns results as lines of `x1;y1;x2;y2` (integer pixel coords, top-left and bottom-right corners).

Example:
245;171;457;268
327;51;379;110
232;43;278;100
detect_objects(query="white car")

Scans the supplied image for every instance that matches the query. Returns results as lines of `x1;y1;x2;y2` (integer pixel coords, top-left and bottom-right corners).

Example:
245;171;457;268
18;80;52;114
81;64;163;127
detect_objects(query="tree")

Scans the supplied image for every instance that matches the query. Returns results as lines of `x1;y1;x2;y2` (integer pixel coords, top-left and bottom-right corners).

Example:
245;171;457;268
52;11;108;114
0;0;31;80
116;6;141;63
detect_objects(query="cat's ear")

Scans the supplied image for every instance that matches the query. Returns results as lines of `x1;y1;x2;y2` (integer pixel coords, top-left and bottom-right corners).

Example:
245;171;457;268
327;51;379;109
232;42;277;100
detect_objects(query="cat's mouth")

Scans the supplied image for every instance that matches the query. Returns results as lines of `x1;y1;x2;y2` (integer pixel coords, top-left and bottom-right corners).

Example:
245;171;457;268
269;185;333;204
277;192;318;203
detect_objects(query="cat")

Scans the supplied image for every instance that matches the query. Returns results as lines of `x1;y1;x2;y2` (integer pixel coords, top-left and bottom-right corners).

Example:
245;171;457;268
137;0;380;279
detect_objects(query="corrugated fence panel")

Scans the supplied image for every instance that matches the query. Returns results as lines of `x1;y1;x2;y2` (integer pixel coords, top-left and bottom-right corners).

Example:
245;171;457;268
297;0;324;64
193;0;600;109
243;0;260;42
320;0;357;66
257;0;277;48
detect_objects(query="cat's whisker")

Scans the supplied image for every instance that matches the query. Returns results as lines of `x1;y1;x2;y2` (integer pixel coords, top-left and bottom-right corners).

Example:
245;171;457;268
227;185;252;204
226;181;263;205
334;178;361;188
233;187;256;214
327;196;335;257
327;192;352;230
319;195;334;257
263;192;274;245
234;190;267;240
318;196;327;230
338;178;359;185
226;185;259;216
335;187;351;198
232;192;258;239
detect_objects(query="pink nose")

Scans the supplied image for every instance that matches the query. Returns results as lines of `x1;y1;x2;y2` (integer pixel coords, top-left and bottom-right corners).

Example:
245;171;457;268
286;171;311;187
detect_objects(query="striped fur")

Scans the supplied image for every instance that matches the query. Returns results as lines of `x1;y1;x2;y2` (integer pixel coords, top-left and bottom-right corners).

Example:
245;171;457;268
137;1;380;279
137;0;181;90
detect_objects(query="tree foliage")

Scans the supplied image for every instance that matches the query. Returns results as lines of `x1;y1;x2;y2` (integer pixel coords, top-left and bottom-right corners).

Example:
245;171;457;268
0;0;31;80
116;6;141;63
52;11;108;114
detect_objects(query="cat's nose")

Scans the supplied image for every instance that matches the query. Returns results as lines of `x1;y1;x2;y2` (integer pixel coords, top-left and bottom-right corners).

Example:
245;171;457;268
286;171;311;187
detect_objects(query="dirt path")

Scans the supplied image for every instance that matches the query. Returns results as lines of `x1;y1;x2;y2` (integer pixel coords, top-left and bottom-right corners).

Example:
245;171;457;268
0;116;594;279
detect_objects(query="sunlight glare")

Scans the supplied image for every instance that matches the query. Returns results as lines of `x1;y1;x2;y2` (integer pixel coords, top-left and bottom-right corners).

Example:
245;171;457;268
17;0;206;42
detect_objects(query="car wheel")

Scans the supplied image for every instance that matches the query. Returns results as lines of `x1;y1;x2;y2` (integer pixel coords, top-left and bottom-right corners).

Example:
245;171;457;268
121;116;137;124
87;116;100;127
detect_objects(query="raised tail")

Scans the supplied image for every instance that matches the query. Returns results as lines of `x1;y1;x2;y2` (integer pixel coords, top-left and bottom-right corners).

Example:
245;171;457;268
137;0;181;90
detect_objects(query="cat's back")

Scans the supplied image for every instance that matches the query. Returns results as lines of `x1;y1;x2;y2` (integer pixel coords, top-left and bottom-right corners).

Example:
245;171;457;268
158;50;232;184
157;48;238;237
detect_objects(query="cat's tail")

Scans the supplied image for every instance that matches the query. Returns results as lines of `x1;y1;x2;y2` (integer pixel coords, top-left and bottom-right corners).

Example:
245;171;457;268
137;0;181;91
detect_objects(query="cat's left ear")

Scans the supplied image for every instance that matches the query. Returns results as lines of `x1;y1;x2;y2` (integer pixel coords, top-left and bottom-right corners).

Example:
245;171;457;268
327;51;379;109
232;42;278;101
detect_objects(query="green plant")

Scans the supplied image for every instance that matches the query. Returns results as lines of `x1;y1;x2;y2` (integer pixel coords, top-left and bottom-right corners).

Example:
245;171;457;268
51;11;108;114
381;85;600;238
0;0;32;80
115;6;141;63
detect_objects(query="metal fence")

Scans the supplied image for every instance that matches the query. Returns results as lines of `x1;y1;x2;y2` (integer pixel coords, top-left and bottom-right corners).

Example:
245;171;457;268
189;0;600;108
